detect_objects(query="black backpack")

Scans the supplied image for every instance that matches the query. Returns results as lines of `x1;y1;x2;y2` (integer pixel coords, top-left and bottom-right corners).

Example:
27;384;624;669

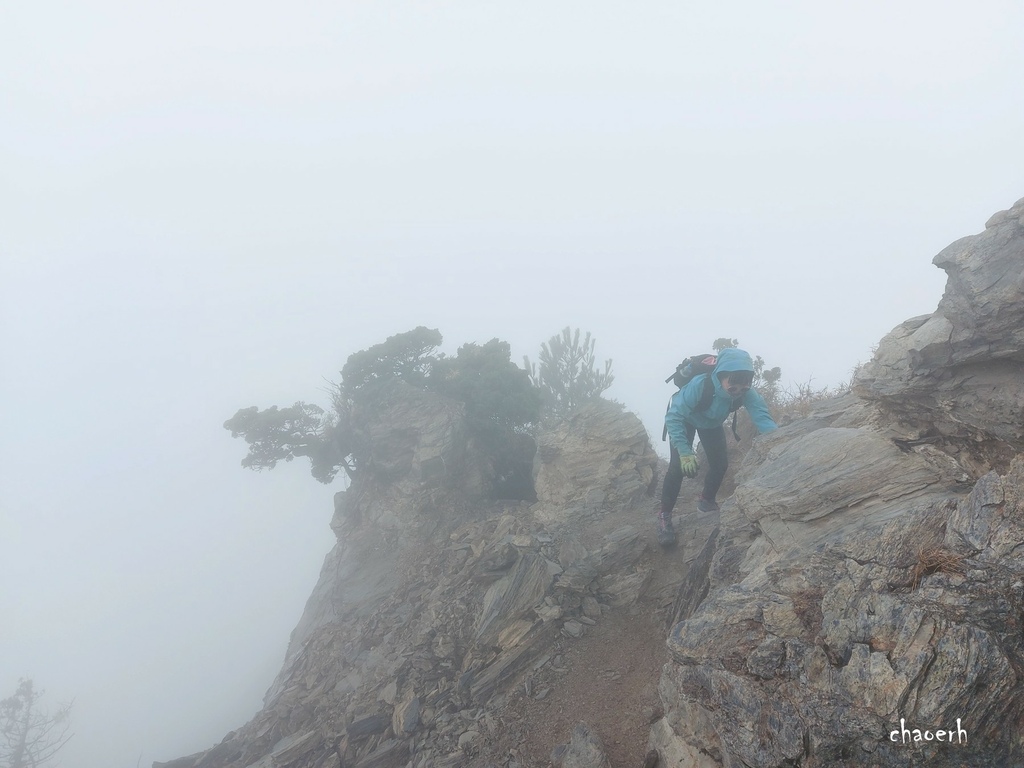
662;354;741;442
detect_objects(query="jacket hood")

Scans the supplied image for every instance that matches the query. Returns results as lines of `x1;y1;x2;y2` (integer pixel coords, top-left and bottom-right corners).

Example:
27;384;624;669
714;348;755;375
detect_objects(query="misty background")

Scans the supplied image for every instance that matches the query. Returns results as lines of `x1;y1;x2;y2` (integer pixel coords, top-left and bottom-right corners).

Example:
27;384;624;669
2;2;1022;766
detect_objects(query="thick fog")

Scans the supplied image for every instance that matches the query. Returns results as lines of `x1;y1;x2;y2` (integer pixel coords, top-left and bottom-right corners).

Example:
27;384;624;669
1;2;1022;766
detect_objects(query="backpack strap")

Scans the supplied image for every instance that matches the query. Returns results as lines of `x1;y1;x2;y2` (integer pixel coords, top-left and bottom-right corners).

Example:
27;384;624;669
700;373;742;441
697;374;715;411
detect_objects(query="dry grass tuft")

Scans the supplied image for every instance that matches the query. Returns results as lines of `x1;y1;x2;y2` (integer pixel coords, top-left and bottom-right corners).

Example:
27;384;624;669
911;548;967;590
768;375;857;423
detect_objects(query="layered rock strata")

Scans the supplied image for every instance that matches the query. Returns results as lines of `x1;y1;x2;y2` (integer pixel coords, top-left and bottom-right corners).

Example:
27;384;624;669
158;400;661;768
651;198;1024;767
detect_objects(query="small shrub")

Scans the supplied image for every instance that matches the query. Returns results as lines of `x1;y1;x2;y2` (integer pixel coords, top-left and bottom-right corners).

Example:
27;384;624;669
770;361;865;423
772;379;852;422
524;327;614;420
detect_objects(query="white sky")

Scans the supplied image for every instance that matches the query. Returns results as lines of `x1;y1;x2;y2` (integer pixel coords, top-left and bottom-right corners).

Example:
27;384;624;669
1;2;1022;766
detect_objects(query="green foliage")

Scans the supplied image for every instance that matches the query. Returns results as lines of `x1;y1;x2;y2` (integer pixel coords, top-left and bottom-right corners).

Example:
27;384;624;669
226;326;445;485
431;339;542;499
225;328;542;494
712;337;738;351
1;679;72;768
524;327;614;419
431;339;542;434
341;326;443;398
223;402;356;483
752;355;782;407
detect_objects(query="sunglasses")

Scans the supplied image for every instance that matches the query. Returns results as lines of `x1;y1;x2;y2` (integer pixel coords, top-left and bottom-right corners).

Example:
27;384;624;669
724;376;752;394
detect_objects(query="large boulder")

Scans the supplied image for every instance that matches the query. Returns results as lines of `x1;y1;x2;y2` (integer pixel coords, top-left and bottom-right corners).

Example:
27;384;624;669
727;425;966;575
532;401;659;526
654;458;1024;767
855;195;1024;470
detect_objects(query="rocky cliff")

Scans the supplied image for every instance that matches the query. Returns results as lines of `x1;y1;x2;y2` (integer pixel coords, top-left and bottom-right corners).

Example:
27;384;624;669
160;196;1024;768
653;196;1024;768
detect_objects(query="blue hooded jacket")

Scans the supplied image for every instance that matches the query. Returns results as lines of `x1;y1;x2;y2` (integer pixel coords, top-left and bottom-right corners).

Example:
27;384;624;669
664;347;777;456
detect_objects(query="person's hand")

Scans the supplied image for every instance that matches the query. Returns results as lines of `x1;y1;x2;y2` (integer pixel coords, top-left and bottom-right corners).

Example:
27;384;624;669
679;453;699;477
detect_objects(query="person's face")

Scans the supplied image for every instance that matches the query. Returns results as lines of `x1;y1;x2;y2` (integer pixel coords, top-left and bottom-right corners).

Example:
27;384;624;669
722;373;751;397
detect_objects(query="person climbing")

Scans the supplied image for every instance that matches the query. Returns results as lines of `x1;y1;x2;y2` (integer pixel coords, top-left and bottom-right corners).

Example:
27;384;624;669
657;347;778;546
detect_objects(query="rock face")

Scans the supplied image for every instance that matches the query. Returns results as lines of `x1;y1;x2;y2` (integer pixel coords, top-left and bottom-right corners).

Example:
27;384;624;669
276;379;489;671
162;199;1024;768
532;401;659;525
658;460;1024;767
651;198;1024;766
855;195;1024;472
159;399;662;768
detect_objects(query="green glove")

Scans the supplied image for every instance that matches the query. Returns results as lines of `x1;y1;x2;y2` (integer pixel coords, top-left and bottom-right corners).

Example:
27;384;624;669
679;453;699;477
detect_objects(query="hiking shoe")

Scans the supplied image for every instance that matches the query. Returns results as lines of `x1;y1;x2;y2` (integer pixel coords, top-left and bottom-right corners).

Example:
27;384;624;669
697;496;720;513
656;509;677;547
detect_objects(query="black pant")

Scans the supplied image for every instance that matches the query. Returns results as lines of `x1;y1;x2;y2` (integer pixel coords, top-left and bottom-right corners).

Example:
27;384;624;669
661;423;728;512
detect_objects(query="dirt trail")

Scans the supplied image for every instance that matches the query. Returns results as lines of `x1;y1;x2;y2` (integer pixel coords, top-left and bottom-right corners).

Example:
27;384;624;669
479;485;717;767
